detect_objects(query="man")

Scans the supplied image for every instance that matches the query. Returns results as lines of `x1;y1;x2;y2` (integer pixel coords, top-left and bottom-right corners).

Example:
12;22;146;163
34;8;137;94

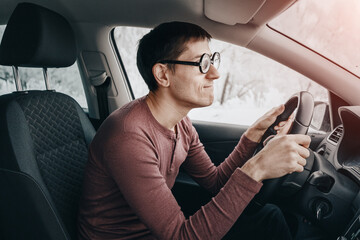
78;21;310;239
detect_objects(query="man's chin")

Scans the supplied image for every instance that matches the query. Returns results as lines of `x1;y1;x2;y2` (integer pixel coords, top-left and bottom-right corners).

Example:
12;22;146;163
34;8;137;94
195;97;214;108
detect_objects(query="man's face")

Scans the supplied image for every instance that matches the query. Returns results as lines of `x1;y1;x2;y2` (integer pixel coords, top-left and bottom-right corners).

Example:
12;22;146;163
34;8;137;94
167;38;220;110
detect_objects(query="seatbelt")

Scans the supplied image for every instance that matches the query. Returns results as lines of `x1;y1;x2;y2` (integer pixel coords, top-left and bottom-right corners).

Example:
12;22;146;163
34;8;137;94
90;71;110;123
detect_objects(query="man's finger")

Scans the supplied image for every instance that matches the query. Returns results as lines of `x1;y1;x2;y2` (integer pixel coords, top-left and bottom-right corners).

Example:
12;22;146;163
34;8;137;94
274;121;286;129
276;118;293;136
288;134;311;148
288;112;295;120
261;104;285;128
264;104;284;119
272;104;285;117
297;156;307;166
274;111;295;129
297;145;310;159
293;164;304;173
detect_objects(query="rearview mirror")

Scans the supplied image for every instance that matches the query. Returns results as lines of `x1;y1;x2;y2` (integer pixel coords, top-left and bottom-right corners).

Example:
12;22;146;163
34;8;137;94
310;101;331;133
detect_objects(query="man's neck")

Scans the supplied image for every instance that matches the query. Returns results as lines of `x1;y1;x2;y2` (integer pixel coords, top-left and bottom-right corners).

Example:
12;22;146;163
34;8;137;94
146;91;189;132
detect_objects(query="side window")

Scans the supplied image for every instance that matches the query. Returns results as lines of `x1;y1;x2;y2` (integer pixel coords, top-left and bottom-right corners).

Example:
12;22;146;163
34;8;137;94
113;26;328;129
0;25;88;109
49;66;88;108
113;26;150;98
193;39;328;127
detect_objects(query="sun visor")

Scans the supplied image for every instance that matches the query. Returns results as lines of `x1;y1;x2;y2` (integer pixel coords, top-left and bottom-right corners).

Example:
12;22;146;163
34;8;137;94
204;0;267;25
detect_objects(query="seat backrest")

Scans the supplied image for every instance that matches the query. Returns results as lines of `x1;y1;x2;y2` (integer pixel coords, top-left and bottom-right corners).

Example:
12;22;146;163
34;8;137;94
0;3;95;240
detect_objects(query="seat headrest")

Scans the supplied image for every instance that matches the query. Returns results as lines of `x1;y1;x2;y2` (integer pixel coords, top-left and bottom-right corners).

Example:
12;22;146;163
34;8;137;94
0;2;76;68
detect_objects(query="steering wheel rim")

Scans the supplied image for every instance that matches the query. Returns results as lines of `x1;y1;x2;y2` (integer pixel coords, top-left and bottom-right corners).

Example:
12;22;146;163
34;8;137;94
253;91;315;206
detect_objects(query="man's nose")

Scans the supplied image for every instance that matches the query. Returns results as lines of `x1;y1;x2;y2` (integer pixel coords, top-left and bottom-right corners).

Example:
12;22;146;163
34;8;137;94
206;64;220;80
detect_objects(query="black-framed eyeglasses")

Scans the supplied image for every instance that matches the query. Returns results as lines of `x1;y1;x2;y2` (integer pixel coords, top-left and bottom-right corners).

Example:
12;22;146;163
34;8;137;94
158;52;220;74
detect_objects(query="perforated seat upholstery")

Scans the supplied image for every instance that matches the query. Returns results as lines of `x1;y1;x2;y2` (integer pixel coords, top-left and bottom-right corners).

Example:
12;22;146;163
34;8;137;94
0;3;95;240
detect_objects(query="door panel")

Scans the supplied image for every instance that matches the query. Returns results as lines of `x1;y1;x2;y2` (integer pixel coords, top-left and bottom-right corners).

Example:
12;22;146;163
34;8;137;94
194;121;248;165
173;121;248;216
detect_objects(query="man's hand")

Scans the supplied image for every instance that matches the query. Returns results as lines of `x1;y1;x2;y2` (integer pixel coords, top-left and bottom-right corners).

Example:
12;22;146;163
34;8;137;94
244;104;288;143
274;112;294;136
241;134;311;182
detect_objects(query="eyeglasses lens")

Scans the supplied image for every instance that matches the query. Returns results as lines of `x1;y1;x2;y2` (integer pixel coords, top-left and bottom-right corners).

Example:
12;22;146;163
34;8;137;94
200;53;220;73
213;53;220;70
200;54;211;73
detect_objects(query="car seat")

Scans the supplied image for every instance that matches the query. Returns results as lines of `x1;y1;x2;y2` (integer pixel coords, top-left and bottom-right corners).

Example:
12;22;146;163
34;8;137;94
0;3;95;240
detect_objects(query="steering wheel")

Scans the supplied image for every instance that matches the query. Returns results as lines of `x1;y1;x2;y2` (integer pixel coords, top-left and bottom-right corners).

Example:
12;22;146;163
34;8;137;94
252;91;315;206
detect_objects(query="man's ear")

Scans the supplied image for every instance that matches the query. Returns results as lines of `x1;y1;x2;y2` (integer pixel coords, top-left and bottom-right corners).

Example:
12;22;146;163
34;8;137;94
152;63;170;88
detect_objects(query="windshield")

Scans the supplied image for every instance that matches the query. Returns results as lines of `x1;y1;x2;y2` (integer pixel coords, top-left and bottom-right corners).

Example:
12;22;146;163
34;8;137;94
269;0;360;77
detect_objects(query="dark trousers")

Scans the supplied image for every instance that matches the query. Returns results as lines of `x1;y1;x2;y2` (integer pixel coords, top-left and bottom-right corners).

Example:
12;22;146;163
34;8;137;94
223;204;292;240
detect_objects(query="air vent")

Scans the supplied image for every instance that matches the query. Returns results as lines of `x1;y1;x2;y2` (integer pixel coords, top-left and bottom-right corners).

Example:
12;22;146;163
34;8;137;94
327;125;343;145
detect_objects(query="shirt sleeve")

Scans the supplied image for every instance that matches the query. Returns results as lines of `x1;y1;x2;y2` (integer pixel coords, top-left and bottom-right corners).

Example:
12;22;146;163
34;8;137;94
181;123;259;195
103;131;262;240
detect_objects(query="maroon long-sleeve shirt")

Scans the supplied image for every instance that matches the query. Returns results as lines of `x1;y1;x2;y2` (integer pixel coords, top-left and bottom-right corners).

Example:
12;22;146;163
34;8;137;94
78;96;262;239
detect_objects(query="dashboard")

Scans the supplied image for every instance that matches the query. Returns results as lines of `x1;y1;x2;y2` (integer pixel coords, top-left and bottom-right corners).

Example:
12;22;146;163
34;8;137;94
314;106;360;239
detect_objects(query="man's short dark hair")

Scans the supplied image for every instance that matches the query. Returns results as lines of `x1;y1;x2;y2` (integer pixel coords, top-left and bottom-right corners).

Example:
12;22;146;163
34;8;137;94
136;21;212;92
